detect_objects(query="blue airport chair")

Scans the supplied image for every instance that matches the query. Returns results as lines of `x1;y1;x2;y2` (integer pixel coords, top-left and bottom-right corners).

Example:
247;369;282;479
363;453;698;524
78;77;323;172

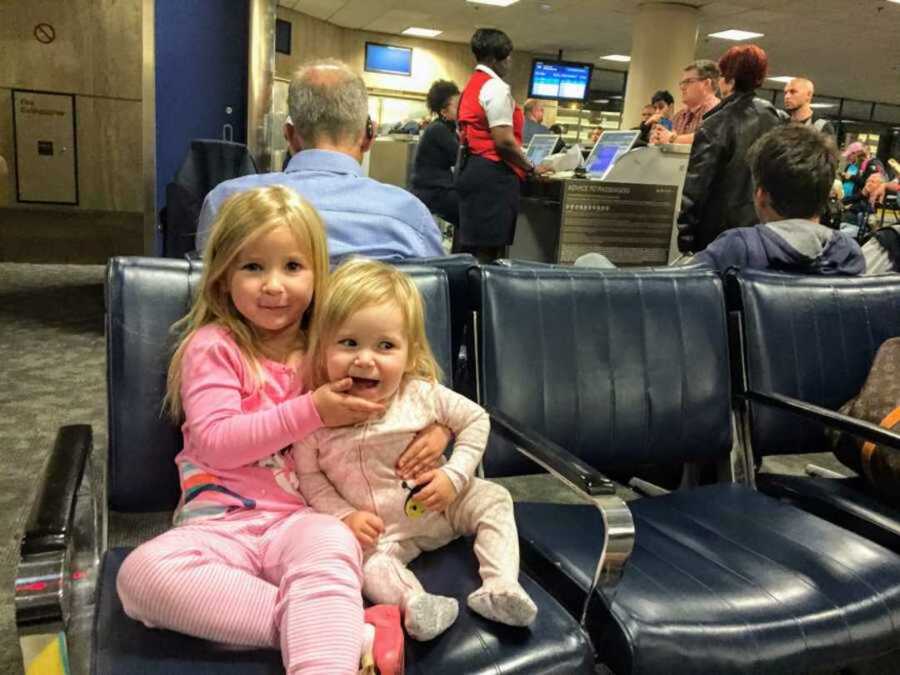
17;257;594;674
472;264;900;674
726;269;900;552
397;253;478;397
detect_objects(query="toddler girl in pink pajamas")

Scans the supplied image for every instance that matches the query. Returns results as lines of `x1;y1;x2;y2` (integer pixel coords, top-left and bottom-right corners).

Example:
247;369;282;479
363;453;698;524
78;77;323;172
294;259;538;641
115;186;445;674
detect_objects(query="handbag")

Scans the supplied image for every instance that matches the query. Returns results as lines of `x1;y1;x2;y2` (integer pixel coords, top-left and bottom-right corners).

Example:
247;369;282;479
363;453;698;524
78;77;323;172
831;337;900;502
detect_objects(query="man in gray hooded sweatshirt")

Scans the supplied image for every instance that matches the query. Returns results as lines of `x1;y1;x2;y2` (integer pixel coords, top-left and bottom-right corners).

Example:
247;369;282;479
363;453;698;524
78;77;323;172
692;124;865;275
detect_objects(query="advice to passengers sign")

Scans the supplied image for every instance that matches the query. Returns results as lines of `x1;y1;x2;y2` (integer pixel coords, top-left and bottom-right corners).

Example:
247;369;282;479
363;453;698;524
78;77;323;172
560;181;677;266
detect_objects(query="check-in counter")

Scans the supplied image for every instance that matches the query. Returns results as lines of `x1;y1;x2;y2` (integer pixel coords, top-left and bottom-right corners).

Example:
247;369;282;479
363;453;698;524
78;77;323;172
367;135;418;189
511;144;691;265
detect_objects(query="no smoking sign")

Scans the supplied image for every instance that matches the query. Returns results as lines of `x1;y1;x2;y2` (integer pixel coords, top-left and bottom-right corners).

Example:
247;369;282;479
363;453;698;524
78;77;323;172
34;23;56;44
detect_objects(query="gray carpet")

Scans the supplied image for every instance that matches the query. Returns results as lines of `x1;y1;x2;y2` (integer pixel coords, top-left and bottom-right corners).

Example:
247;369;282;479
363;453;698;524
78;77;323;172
0;263;107;675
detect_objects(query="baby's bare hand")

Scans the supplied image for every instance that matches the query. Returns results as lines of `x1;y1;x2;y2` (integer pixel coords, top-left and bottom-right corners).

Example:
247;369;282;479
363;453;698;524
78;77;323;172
342;510;384;548
413;469;458;513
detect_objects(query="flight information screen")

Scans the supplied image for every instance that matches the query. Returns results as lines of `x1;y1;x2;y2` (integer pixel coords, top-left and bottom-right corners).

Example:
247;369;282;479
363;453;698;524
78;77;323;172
365;43;413;76
528;60;592;101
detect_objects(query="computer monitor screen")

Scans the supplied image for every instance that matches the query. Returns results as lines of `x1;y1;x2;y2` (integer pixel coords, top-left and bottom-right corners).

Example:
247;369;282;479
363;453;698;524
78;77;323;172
528;60;593;101
365;43;413;76
583;130;640;178
525;134;562;166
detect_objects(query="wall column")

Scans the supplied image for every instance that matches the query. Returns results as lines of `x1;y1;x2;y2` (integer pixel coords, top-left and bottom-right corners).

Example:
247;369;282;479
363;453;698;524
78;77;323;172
247;0;276;171
621;3;699;129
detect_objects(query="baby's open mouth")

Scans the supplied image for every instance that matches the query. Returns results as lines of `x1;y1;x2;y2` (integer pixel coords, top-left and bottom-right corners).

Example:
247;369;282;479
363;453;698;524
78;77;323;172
351;377;380;389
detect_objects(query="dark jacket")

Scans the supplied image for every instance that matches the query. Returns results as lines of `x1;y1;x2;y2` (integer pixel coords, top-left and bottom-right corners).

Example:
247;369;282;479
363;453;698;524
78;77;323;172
162;139;257;258
677;91;783;253
692;219;865;275
411;117;458;194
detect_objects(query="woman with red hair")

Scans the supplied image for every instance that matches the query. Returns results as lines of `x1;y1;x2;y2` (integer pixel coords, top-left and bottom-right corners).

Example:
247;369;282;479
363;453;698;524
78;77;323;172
676;44;784;254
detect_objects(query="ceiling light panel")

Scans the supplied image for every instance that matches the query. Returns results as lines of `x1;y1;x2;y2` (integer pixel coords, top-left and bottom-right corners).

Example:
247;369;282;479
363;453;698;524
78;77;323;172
767;76;795;83
600;54;631;62
402;27;443;37
708;29;765;41
466;0;520;7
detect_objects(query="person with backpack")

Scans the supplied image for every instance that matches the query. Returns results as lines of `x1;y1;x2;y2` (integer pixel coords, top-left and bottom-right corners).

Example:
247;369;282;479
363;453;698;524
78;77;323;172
783;78;835;137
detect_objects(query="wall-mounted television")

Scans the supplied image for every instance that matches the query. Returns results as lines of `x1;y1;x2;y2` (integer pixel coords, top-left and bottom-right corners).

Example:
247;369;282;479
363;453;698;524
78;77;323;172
528;59;593;101
365;42;413;76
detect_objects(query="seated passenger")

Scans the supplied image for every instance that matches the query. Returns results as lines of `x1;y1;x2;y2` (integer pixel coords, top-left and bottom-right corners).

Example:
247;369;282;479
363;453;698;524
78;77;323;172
196;59;444;262
864;172;899;207
860;174;900;275
840;142;884;240
692;125;865;275
295;259;537;641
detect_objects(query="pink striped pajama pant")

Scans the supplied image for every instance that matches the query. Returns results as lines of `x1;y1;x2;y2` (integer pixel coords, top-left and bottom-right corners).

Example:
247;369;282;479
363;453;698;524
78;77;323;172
116;508;364;674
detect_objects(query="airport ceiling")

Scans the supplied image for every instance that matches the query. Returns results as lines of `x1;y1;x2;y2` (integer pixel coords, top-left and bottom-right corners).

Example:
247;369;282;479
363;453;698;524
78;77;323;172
279;0;900;106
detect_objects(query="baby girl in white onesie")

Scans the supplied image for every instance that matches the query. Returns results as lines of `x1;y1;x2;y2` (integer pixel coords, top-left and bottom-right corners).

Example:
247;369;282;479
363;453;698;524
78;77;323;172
293;259;537;641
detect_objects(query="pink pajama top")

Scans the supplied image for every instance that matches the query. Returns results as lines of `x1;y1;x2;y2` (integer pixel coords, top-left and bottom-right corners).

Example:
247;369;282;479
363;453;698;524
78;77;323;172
173;324;323;524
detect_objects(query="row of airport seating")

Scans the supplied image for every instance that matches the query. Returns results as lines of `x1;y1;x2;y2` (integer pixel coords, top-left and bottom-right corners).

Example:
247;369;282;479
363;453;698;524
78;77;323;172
17;254;900;674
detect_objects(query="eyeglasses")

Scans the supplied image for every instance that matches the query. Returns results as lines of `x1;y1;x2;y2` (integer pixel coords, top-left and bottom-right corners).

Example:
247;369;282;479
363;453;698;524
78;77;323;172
678;76;708;88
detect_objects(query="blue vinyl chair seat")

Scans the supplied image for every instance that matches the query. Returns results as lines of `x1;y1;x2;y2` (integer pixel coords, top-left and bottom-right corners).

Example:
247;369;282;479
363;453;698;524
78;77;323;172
755;473;900;553
95;538;592;675
95;257;594;674
515;484;900;675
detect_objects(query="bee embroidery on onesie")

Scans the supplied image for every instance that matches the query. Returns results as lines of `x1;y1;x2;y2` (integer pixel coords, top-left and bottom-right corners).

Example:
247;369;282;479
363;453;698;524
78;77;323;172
402;480;427;518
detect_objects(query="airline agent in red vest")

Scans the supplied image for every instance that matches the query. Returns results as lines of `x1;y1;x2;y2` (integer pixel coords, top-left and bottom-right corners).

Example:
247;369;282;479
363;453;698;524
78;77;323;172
455;29;550;262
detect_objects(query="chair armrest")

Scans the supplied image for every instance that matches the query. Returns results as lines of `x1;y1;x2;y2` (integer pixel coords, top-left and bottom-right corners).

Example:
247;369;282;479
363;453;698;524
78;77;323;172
17;425;93;633
488;407;616;496
744;390;900;452
22;425;93;555
487;408;635;613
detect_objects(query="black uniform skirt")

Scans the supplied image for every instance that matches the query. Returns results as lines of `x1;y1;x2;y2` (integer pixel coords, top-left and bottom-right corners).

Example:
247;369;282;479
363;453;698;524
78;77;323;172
455;154;521;248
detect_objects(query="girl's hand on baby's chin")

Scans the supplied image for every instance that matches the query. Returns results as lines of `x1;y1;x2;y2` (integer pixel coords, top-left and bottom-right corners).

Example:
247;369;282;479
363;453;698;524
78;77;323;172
312;378;385;427
396;423;452;479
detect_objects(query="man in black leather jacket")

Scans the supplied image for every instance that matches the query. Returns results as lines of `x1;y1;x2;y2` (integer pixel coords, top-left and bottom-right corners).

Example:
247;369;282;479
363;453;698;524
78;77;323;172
677;44;783;254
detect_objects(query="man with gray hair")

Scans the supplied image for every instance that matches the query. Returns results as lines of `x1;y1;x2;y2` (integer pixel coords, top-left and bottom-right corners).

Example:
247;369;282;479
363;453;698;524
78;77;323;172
196;59;443;260
521;99;548;145
650;59;720;146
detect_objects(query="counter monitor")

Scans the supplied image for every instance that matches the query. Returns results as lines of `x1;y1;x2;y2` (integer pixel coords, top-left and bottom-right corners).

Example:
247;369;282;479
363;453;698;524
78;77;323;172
525;133;563;166
583;130;640;179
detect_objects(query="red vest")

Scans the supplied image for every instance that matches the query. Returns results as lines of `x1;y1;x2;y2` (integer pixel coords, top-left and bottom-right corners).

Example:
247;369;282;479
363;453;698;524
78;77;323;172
458;69;526;180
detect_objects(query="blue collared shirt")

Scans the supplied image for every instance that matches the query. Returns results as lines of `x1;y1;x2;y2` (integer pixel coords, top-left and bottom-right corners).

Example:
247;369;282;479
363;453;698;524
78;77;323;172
196;149;444;261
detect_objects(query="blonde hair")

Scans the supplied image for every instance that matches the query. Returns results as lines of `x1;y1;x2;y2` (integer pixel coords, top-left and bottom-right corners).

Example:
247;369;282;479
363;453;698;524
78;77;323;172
164;185;330;418
307;258;441;389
